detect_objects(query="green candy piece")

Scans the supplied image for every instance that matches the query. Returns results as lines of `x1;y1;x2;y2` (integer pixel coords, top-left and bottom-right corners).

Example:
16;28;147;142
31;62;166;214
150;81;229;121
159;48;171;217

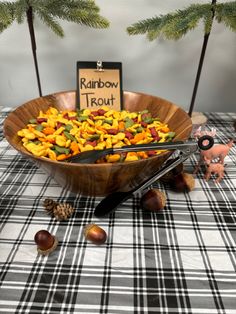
77;109;85;116
64;131;76;141
65;124;73;131
35;124;44;132
136;127;144;133
78;115;89;122
54;145;70;155
29;118;37;124
139;109;149;114
143;117;153;124
88;134;100;141
168;132;176;138
103;119;113;125
124;117;134;129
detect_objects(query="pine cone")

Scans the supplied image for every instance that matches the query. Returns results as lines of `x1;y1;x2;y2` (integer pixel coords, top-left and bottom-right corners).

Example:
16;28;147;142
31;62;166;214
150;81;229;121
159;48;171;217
43;198;58;216
53;203;74;221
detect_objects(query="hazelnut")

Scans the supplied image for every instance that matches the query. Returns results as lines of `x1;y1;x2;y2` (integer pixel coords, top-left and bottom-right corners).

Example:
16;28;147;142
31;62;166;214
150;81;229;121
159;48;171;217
140;189;166;212
171;172;195;192
34;230;58;255
84;224;107;245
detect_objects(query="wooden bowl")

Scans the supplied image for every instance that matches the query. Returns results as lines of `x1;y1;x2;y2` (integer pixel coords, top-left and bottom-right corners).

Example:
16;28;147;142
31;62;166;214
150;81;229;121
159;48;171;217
3;90;192;196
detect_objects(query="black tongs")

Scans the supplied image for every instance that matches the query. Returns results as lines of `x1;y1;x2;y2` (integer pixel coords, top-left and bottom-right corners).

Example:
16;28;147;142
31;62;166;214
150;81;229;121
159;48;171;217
68;136;212;164
93;135;214;217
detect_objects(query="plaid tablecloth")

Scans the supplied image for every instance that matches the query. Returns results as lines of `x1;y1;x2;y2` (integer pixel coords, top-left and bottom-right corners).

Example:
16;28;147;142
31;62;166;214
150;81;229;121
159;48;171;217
0;109;236;314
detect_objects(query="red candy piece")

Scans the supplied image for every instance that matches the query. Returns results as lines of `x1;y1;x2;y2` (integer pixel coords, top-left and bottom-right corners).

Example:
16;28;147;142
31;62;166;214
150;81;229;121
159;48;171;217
37;117;47;123
125;131;134;140
97;109;106;116
107;129;118;135
86;140;97;147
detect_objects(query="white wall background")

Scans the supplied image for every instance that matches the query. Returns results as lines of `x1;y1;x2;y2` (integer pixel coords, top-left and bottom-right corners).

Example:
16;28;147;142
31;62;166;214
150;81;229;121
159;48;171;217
0;0;235;112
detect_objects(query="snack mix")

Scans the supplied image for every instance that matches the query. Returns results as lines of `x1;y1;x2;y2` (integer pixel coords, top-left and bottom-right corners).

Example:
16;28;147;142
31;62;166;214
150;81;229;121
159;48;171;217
17;106;175;163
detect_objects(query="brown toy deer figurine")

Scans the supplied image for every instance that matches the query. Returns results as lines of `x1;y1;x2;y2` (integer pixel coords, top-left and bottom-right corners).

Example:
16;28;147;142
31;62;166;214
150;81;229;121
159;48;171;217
204;163;225;183
194;139;234;174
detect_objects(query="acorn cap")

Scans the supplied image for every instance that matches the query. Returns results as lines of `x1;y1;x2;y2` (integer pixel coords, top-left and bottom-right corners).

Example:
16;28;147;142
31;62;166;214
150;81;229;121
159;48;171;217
37;236;58;256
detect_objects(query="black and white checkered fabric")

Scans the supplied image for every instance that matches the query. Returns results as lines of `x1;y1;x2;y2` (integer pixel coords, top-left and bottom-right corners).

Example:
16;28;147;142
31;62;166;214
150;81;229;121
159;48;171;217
0;109;236;314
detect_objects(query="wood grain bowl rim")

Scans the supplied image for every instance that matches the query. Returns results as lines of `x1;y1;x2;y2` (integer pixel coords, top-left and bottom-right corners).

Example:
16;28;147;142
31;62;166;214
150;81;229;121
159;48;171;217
3;90;192;169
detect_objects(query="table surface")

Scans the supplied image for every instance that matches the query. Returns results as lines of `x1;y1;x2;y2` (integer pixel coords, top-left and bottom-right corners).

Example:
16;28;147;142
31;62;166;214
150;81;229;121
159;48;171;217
0;109;236;314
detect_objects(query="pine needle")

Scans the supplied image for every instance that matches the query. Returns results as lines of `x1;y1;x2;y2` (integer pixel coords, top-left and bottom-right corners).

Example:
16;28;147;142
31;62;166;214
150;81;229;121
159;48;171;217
0;0;109;35
36;11;64;37
0;2;14;32
127;4;211;40
127;2;236;40
13;0;28;24
216;1;236;31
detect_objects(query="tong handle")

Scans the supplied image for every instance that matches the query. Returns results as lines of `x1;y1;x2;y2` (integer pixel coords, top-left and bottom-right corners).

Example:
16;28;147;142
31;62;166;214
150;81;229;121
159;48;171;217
197;135;214;150
114;141;185;154
129;136;214;195
112;135;213;154
130;152;190;195
93;136;214;217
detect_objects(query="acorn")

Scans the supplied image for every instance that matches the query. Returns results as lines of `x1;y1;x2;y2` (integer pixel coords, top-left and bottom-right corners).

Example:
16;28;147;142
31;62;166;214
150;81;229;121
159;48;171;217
140;189;166;212
170;172;195;192
84;224;107;245
34;230;58;255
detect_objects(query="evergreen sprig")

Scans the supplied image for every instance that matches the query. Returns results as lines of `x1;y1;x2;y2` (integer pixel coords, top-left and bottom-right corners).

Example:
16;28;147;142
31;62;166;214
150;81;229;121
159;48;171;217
127;1;236;40
0;0;110;36
215;1;236;31
0;2;14;32
0;0;110;97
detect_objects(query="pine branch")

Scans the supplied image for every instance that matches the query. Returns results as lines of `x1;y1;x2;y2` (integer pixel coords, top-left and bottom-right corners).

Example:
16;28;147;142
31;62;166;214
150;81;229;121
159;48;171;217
39;0;102;22
41;0;100;13
157;6;206;40
59;0;100;13
147;30;160;41
59;9;109;28
0;0;109;99
0;2;14;32
215;1;236;31
1;0;109;31
127;15;163;36
36;0;109;29
127;3;218;40
36;11;64;37
13;0;28;24
203;9;214;34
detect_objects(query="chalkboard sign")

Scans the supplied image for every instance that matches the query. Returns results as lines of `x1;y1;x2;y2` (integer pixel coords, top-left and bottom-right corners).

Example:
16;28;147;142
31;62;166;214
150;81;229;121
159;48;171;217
76;61;123;111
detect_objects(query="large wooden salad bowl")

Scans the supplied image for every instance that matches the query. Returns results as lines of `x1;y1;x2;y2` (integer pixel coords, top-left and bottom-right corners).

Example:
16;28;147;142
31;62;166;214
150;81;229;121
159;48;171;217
4;90;192;196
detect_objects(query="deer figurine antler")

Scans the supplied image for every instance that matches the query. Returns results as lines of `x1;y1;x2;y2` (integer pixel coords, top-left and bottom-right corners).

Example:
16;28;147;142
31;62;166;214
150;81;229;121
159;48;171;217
193;126;216;139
